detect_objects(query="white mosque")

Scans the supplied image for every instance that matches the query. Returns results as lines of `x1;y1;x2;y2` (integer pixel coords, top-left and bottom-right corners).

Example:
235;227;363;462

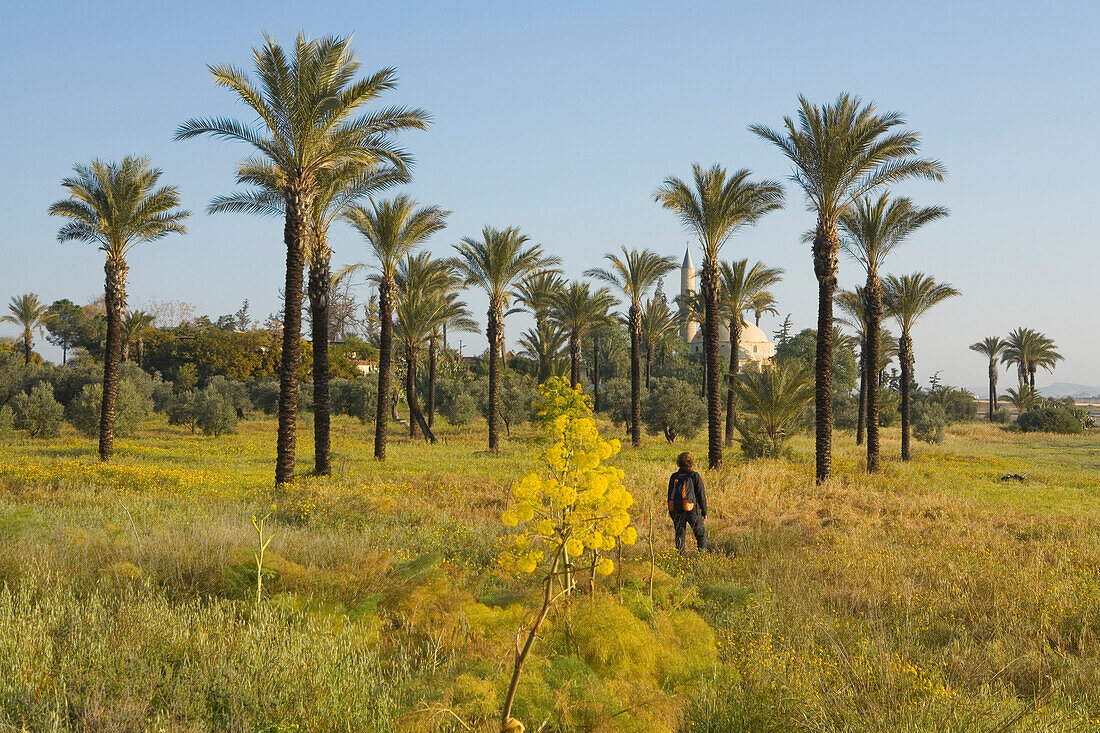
678;249;776;363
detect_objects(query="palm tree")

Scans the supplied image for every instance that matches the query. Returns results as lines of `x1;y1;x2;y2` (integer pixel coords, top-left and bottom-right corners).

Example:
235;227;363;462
549;282;616;388
453;227;560;451
1002;327;1062;391
211;164;408;475
176;33;426;486
639;294;678;388
750;94;945;482
517;322;569;380
2;294;51;365
840;194;947;472
675;289;709;397
395;253;470;442
970;337;1007;420
120;309;154;364
734;360;815;458
48;157;189;462
344;196;450;460
655;164;784;467
884;273;960;460
750;291;779;327
835;287;870;446
427;270;477;430
719;259;784;446
1002;383;1038;417
586;247;675;448
511;271;566;381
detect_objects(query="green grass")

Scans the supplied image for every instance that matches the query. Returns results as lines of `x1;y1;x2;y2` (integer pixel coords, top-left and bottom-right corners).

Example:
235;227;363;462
1;416;1099;731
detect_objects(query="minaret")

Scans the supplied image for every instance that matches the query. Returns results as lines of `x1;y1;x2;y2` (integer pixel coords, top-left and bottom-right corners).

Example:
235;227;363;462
679;247;698;344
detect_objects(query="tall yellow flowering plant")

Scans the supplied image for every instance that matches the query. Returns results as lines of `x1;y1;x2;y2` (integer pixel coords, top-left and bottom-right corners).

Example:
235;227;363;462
499;377;637;730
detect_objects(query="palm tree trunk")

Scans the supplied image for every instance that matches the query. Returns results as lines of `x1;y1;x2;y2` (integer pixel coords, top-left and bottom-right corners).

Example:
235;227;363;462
645;342;653;389
275;190;308;489
702;258;722;468
374;279;393;461
592;332;601;411
724;317;740;447
856;340;866;446
99;259;127;463
865;275;882;473
427;334;437;429
487;306;501;451
569;331;581;388
1029;366;1036;391
988;362;995;420
120;340;129;362
812;220;838;483
308;250;332;476
23;328;32;365
136;338;144;366
629;303;642;448
405;343;436;443
900;332;913;461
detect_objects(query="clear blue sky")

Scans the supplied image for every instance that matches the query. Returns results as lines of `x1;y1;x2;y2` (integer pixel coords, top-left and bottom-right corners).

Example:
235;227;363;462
2;0;1098;392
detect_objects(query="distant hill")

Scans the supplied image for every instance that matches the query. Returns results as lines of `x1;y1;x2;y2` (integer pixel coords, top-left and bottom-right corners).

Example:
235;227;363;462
1038;382;1100;399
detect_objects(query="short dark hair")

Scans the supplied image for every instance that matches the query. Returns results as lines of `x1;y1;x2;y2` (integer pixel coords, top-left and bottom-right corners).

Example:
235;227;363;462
677;451;694;469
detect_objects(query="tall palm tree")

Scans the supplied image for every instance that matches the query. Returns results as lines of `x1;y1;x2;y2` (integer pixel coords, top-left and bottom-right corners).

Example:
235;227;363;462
639;294;678;388
884;273;960;460
549;282;616;388
970;336;1007;420
655;165;784;467
1002;327;1062;391
395;253;470;442
750;291;779;327
840;194;947;472
120;309;154;364
176;33;426;486
510;271;566;381
751;94;945;482
719;259;784;446
344;196;450;460
210;164;408;475
2;294;51;365
453;226;560;451
427;266;477;429
48;157;189;462
586;247;675;448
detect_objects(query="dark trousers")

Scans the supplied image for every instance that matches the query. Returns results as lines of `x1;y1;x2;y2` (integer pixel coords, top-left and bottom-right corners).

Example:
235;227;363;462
671;510;706;553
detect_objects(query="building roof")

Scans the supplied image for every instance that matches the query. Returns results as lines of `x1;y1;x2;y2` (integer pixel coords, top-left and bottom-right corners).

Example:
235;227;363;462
682;247;693;269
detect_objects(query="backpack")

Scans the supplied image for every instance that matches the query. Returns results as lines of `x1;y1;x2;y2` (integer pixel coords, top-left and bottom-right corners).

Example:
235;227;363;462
668;472;695;513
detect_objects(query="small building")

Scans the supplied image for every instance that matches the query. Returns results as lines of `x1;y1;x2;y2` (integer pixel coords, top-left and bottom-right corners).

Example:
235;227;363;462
679;248;776;363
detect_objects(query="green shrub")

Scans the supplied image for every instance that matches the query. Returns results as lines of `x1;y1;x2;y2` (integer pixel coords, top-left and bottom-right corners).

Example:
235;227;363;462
736;419;790;459
69;381;152;438
912;401;946;443
166;390;198;433
878;388;899;427
599;377;634;427
334;377;378;421
247;378;279;415
0;404;13;440
643;377;705;442
991;408;1010;424
1018;406;1085;434
832;392;859;430
195;386;238;436
437;380;478;426
499;373;537;435
205;376;250;413
12;383;63;438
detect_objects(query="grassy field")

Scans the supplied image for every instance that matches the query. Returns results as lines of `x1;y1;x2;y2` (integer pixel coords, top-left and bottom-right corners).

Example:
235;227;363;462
1;416;1099;731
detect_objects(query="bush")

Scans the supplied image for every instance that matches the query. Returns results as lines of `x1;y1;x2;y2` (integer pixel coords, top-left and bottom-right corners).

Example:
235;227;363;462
499;373;537;435
991;408;1011;424
832;392;859;431
166;390;198;433
599;377;634;427
642;377;705;442
0;404;13;440
1018;406;1085;434
736;419;791;459
69;381;152;438
12;383;63;438
48;363;101;408
247;378;279;415
912;401;947;443
334;377;378;421
436;379;478;426
878;389;899;427
195;386;238;436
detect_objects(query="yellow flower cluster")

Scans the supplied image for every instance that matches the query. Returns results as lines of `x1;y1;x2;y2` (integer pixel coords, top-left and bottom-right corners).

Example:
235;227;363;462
499;378;636;578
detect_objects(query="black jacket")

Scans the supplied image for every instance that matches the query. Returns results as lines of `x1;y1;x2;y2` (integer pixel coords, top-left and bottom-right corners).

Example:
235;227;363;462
667;468;707;516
